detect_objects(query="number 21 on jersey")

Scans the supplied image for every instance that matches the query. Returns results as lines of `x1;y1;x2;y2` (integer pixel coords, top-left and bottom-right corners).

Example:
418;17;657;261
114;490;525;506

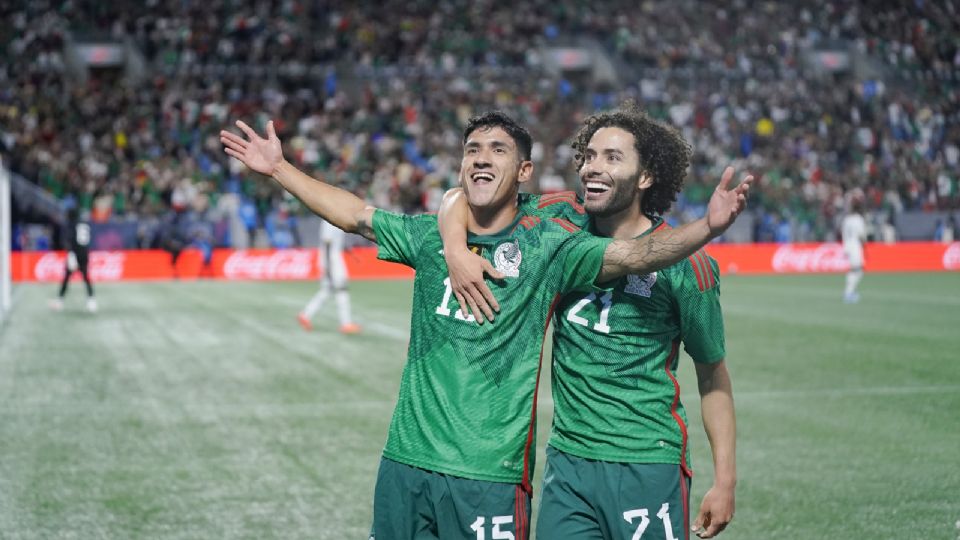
565;291;612;334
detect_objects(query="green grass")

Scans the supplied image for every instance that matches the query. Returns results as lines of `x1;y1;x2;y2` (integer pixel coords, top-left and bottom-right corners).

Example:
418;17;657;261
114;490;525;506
1;273;958;539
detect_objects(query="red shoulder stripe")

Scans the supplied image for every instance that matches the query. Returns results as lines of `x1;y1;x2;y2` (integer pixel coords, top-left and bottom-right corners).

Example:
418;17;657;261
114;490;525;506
696;250;715;289
688;252;706;291
538;199;585;215
550;218;580;233
538;190;577;202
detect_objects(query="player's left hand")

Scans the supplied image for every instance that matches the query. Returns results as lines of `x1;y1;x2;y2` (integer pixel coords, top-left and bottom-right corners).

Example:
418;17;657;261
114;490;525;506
444;245;503;324
706;167;752;236
692;484;735;538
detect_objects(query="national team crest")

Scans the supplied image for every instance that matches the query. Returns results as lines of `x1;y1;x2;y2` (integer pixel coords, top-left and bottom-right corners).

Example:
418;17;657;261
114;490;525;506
493;240;522;277
625;272;657;297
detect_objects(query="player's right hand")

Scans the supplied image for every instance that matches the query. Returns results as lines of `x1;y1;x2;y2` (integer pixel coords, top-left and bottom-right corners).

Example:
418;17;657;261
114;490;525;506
220;120;284;176
444;246;503;324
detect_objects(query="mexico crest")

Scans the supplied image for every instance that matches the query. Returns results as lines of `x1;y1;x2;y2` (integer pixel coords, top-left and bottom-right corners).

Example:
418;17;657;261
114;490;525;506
625;272;657;297
493;240;522;277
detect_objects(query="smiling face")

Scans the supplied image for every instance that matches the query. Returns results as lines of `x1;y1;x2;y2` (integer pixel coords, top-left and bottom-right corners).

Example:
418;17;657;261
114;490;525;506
460;125;532;211
579;126;652;218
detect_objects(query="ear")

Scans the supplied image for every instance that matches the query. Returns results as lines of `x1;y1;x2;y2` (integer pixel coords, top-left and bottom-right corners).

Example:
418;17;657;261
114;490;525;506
517;160;534;185
637;172;654;191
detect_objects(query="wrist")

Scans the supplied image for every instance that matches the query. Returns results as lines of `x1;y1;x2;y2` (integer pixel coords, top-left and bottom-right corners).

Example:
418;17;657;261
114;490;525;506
271;159;291;180
713;474;737;490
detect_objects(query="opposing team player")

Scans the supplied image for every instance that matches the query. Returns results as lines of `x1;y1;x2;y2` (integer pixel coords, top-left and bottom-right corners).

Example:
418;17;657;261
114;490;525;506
50;207;97;313
841;198;867;303
298;218;361;334
441;105;739;539
221;111;748;540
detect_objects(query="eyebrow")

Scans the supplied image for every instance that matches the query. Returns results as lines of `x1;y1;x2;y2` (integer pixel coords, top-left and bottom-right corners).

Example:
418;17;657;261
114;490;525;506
586;147;625;156
465;139;514;149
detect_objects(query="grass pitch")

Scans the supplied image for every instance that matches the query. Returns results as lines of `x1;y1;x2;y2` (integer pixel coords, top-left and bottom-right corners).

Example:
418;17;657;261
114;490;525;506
0;272;958;539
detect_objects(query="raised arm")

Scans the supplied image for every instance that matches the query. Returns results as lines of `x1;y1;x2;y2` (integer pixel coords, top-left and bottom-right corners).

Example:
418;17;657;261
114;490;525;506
598;167;751;281
438;188;503;323
220;120;377;242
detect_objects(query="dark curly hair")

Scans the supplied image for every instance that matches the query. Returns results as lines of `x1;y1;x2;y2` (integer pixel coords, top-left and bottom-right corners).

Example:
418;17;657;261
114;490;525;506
572;103;692;216
463;111;533;161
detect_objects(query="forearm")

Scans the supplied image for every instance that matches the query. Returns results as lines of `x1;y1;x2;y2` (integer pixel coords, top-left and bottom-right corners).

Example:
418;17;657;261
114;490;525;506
599;217;713;281
438;188;469;252
271;160;376;240
699;366;737;488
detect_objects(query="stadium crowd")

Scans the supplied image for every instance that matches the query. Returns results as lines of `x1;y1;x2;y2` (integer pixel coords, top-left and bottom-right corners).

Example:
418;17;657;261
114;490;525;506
2;0;958;245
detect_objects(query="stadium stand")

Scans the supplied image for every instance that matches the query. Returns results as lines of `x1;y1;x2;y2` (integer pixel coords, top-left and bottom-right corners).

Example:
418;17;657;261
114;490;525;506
2;0;958;247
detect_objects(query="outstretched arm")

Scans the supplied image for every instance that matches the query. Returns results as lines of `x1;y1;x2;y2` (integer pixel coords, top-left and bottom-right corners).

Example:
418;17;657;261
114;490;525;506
692;360;736;539
598;167;751;281
438;188;503;323
220;120;377;242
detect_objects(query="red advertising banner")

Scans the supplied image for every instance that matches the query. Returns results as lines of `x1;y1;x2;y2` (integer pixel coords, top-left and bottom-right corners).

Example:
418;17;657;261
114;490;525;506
11;247;414;282
10;243;959;282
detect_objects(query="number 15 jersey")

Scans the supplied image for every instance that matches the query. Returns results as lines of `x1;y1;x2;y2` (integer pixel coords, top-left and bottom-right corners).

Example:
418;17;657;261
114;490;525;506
372;206;611;491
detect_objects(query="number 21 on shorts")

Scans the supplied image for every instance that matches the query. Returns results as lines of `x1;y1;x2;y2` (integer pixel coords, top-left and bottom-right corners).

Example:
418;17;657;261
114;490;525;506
470;515;514;540
624;503;677;540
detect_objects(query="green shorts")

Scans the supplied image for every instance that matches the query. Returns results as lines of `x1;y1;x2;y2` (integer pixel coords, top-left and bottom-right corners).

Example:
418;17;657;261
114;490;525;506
370;457;531;540
537;446;690;540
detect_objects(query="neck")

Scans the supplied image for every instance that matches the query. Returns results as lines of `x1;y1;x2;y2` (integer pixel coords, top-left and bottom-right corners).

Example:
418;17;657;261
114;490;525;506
593;201;654;239
468;198;519;235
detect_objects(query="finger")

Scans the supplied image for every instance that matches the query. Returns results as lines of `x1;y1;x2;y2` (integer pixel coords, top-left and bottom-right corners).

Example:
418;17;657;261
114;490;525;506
267;120;278;140
717;166;735;191
236;120;258;141
482;259;506;282
463;294;483;325
224;147;244;160
220;130;249;147
220;135;248;154
701;520;725;539
692;509;705;532
478;278;500;313
453;290;471;321
735;175;754;195
468;285;495;322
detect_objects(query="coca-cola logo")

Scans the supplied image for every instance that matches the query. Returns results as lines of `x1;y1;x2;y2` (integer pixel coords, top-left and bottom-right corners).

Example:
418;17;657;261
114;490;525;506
223;250;314;280
772;244;850;273
943;243;960;270
33;252;126;281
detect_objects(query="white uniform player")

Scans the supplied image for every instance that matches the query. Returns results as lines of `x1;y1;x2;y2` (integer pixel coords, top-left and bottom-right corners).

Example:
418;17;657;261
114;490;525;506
841;203;867;303
298;220;360;333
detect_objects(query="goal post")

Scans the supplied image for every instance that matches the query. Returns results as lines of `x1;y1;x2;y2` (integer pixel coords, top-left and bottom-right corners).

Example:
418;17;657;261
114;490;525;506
0;156;11;325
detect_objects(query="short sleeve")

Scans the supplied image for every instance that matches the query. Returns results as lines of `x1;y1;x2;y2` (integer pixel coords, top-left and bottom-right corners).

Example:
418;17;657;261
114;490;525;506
373;210;437;267
676;251;726;363
550;229;613;294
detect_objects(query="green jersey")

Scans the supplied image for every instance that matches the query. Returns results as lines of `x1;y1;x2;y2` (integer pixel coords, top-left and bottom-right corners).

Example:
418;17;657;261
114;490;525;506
372;205;612;491
547;216;725;473
520;193;725;473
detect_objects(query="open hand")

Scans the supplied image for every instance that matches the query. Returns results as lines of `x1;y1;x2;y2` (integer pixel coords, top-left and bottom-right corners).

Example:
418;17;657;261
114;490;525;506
445;246;503;324
220;120;283;176
706;166;752;236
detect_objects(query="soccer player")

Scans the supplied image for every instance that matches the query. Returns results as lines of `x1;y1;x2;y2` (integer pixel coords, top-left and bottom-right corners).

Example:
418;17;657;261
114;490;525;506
220;111;748;540
440;106;740;539
841;198;867;304
297;218;361;334
50;207;96;313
